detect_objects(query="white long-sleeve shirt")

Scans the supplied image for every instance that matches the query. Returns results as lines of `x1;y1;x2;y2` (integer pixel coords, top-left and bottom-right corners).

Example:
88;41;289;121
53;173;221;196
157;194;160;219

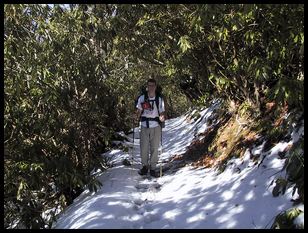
136;94;165;128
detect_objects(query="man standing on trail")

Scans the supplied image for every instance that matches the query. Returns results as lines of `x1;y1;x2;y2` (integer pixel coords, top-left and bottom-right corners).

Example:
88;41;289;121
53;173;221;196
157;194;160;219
135;78;165;177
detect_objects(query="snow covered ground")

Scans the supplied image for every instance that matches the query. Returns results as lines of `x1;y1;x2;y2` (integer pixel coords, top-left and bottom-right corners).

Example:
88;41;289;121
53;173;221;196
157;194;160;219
53;103;303;229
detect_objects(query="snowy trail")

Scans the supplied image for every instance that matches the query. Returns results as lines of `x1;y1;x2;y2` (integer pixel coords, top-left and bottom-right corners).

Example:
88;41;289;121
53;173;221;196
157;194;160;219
54;104;303;229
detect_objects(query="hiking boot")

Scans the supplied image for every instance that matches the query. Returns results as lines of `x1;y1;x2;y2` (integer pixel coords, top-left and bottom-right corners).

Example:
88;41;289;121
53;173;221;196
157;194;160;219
150;169;158;177
138;166;148;175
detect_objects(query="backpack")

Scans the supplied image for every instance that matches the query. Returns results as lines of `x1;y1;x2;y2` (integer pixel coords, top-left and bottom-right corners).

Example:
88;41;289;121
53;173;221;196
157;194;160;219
134;84;163;111
134;84;165;128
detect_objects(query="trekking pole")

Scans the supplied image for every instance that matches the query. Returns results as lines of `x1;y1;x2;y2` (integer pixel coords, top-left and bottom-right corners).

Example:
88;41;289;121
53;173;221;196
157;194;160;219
161;126;163;154
132;119;135;164
160;122;163;177
129;119;134;177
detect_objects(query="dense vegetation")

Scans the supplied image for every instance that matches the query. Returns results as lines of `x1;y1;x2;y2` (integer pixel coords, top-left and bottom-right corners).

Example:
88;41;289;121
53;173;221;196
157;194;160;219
4;4;304;228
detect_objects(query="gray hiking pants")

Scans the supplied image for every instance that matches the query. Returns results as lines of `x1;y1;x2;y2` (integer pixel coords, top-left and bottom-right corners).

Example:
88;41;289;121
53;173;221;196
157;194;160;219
140;125;161;169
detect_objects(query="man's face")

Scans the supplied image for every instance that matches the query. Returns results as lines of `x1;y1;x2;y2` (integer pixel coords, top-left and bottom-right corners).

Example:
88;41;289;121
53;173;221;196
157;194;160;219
147;82;156;92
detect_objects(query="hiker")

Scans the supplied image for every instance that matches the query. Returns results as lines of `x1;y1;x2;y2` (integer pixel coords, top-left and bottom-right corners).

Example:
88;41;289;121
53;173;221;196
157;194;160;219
134;78;165;177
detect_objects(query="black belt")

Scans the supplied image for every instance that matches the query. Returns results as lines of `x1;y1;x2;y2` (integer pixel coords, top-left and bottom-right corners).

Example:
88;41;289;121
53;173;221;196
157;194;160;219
141;117;160;128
